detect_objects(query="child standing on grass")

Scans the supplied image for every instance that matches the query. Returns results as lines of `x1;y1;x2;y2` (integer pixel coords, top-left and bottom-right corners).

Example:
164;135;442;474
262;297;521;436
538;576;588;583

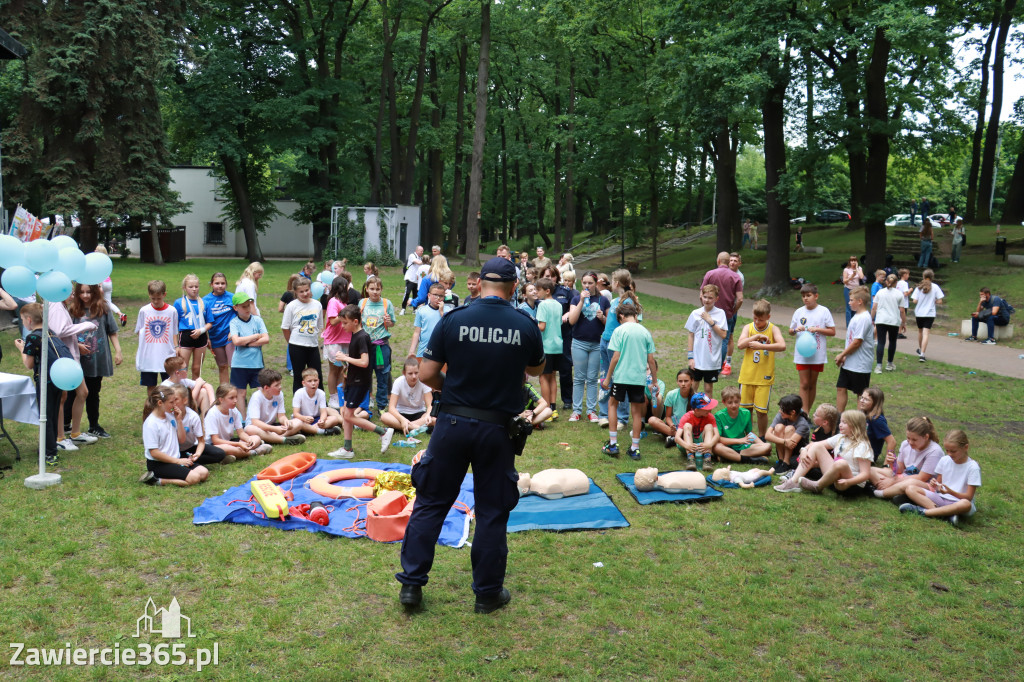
174;274;211;380
68;283;122;440
871;274;906;373
901;430;980;527
600;301;657;461
281;278;323;393
245;368;311;445
736;299;787;436
647;368;697;449
773;409;873;496
204;385;268;459
13;303;67;466
870;416;944;501
408;282;446;364
674;392;719;471
856;387;896;464
359;275;396;415
227;291;269;416
685;284;728;397
517;283;539;319
382;357;436;435
911;269;944;363
135;280;178;391
788;283;836;413
535;278;564;421
139;387;210;487
323;276;357;409
712;385;772;463
292;368;343;435
203;273;236;387
835;286;875;412
764;393;812;474
327;305;395;459
166;384;233;466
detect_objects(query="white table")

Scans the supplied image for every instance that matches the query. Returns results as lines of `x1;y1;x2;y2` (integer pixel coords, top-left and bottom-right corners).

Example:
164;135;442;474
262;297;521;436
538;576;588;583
0;371;39;461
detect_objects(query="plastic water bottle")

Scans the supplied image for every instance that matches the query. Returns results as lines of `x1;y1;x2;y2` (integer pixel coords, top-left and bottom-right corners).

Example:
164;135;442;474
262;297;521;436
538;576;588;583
394;439;420;448
645;374;658;410
408;425;429;437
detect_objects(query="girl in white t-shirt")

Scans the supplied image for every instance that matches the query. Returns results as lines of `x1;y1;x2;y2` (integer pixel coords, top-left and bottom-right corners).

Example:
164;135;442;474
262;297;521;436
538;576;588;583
167;384;234;466
382;357;435;435
869;415;943;500
139;387;210;487
902;429;981;525
204;385;268;459
774;410;873;495
910;269;944;363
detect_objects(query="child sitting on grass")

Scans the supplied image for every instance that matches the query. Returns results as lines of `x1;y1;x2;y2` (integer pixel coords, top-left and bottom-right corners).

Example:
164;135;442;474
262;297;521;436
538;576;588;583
780;403;839;483
856;387;897;465
292;368;343;436
520;377;553;429
139;387;209;487
245;368;310;445
161;356;214;416
648;368;697;449
204;384;268;459
674;392;720;472
601;301;658;461
870;416;944;502
712;385;772;463
900;429;980;527
382;357;436;435
328;305;395;459
765;393;812;473
774;410;873;496
166;384;233;466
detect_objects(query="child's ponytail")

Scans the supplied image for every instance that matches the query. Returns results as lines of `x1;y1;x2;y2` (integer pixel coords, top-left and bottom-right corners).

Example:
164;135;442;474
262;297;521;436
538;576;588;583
143;386;170;420
907;416;939;444
919;269;934;295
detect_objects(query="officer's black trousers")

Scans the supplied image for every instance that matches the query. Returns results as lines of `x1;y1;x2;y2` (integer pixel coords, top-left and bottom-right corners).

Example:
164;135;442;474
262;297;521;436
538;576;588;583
397;412;519;597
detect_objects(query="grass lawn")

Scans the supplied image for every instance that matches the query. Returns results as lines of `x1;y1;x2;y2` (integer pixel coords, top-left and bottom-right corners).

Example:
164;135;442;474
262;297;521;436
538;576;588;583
1;258;1022;679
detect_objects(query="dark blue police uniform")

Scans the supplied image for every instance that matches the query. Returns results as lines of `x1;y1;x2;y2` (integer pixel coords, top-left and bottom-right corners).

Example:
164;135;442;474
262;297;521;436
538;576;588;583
396;295;544;599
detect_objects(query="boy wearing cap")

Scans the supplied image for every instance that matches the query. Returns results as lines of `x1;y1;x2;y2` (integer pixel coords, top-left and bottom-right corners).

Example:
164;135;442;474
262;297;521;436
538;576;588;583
674;392;720;471
228;291;270;416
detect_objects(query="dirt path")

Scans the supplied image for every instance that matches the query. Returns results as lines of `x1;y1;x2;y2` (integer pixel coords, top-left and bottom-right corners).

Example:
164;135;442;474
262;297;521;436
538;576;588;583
636;278;1024;380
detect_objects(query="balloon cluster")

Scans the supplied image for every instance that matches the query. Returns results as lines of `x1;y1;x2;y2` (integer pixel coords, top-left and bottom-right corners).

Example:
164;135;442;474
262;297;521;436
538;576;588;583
0;233;113;391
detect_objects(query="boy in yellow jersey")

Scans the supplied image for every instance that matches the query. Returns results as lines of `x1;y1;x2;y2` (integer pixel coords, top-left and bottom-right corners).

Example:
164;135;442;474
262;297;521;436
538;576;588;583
736;299;787;436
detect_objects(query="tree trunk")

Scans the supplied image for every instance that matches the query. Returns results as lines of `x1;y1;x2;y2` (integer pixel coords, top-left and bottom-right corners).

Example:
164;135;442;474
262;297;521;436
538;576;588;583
709;129;739;253
427;52;443;248
804;51;816;222
147;217;164;266
696;150;708;224
762;65;791;293
450;41;468;254
500;116;509;244
965;10;999;223
1000;141;1024;223
862;26;892;272
462;0;490;266
976;0;1016;224
222;154;264;262
565;60;576;250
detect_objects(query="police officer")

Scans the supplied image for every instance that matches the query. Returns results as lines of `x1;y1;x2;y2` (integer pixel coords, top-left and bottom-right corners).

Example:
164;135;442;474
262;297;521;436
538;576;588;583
396;257;544;613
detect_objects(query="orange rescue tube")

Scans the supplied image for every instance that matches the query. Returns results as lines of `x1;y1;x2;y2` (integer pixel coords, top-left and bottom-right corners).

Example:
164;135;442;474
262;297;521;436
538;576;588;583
366;490;415;542
257;451;317;483
309;467;385;499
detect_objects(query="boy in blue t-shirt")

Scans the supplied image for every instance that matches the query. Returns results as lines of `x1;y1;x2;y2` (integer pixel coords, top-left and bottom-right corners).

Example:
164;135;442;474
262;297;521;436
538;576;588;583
408;282;445;361
228;292;270;417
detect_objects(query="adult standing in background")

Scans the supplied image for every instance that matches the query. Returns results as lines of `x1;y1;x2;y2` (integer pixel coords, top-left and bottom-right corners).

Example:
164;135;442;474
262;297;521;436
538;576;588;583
236;262;263;317
532;246;552;272
396;257;544;614
950;218;965;263
402;245;424;314
917;217;934;268
909;198;918;226
920;197;930;223
700;252;743;376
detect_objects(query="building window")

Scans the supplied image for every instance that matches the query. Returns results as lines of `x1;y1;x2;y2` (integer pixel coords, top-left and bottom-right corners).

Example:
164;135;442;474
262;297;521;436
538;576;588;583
204;222;224;245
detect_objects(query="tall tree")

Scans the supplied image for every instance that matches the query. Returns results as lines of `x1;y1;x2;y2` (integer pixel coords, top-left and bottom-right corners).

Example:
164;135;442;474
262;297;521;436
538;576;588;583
463;0;490;265
965;6;1000;223
975;0;1017;223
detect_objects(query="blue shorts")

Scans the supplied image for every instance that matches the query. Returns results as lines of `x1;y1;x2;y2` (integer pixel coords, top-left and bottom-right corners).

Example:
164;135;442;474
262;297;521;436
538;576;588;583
343;383;370;410
230;367;262;389
140;371;169;387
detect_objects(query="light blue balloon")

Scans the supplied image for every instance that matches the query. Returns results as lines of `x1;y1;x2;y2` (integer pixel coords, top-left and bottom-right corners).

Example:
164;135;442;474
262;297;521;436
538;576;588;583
51;358;84;391
311;281;325;299
1;265;37;298
796;331;817;358
36;270;73;302
80;252;113;285
56;247;87;281
24;239;58;273
0;235;25;269
50;235;78;251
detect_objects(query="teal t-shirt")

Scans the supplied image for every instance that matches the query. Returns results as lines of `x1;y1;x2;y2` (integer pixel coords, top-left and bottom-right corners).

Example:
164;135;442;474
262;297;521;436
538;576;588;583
715;407;752;451
361;298;395;342
229;315;268;369
663;388;689;422
537;298;564;354
413;304;442;357
608;321;656;386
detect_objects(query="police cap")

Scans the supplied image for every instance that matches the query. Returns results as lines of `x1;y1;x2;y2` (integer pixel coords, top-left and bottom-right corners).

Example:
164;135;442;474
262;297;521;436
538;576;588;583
480;257;517;282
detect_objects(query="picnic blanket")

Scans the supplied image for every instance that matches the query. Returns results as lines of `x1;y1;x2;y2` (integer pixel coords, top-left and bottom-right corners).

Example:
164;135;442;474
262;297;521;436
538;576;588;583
192;460;474;547
507;478;629;533
615;472;724;505
706;474;773;489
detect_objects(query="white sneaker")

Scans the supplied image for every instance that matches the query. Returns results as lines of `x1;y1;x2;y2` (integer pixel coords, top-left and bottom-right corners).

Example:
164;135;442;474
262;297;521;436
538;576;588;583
71;432;99;444
598;417;609;427
328;396;340;409
326;447;355;459
255;443;273;456
381;428;395;453
874;364;882;374
283;434;307;445
399;309;405;316
58;438;79;451
885;363;895;371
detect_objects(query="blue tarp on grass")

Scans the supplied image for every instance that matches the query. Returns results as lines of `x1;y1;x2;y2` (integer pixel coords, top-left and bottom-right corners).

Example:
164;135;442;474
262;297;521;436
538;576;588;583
507;478;630;533
615;472;724;504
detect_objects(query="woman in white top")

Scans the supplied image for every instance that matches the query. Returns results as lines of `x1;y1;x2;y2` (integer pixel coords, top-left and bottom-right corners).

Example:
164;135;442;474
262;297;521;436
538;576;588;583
950;218;965;263
910;269;944;363
774;410;873;496
871;274;906;373
236;262;264;317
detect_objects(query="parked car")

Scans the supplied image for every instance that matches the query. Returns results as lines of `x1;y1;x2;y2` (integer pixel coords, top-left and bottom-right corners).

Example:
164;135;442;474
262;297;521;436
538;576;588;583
884;214;913;227
928;213;950;227
815;209;852;223
789;216;807;223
